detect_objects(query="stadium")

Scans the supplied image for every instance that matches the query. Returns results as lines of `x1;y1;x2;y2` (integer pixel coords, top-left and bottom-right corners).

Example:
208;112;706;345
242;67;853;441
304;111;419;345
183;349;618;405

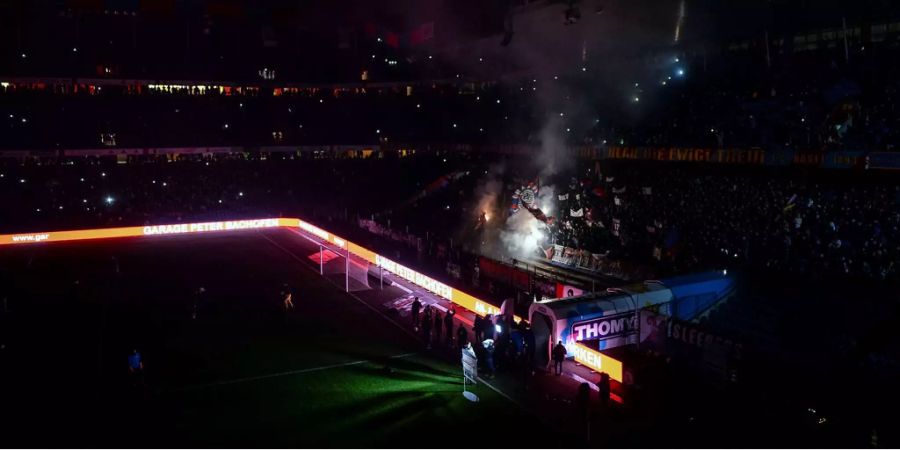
3;0;900;448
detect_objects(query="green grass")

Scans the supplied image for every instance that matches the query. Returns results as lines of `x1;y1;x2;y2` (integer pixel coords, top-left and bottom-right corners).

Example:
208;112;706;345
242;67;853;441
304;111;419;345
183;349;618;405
2;232;572;448
157;354;552;448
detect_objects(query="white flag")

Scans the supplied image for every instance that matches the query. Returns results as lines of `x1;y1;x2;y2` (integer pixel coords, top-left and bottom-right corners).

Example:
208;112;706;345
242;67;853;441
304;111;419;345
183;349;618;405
570;208;584;218
558;193;569;201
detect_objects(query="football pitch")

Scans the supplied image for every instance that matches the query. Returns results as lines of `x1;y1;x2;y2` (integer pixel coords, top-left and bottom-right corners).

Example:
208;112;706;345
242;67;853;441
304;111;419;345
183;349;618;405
0;230;570;447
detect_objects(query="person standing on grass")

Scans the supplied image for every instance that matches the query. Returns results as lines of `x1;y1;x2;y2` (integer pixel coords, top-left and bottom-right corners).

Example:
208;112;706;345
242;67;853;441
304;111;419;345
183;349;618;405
473;315;484;343
483;339;496;378
598;372;611;409
192;286;206;320
281;284;294;311
422;307;433;349
433;310;443;344
443;310;454;347
411;297;422;330
457;324;468;351
0;297;8;354
577;382;592;440
524;322;536;366
552;340;567;376
484;314;496;340
128;349;145;388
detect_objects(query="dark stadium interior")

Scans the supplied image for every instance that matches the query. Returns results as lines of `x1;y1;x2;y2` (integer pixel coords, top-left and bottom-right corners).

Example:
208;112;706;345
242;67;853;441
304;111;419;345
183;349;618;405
3;0;900;448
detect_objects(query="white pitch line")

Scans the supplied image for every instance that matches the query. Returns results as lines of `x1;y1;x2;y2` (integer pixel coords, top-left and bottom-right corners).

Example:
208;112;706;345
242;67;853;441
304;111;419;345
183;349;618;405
258;231;421;342
172;352;417;392
259;230;529;412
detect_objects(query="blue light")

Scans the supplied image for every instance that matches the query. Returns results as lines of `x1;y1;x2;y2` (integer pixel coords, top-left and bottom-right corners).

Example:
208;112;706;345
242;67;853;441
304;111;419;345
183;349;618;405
676;68;685;77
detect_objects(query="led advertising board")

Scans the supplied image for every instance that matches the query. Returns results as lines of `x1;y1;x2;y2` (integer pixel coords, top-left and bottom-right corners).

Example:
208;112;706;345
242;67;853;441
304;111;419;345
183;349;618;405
571;342;624;382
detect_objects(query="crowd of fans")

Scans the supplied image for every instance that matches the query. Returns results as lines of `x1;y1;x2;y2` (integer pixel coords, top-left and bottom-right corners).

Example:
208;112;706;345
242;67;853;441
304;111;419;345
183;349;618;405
0;82;519;150
537;162;900;281
606;45;900;152
349;155;900;283
6;35;900;154
4;26;900;286
4;148;899;289
0;152;477;234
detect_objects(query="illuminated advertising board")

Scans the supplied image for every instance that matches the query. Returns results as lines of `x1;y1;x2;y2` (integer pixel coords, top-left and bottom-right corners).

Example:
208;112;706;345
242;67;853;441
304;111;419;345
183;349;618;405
0;218;289;246
2;216;517;321
3;225;145;245
571;342;623;382
142;219;280;236
297;220;332;243
571;313;636;342
375;255;453;300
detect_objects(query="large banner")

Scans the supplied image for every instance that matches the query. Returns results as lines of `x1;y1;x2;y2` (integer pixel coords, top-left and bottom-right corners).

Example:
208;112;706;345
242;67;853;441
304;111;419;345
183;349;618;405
567;145;871;170
1;218;288;245
598;146;867;169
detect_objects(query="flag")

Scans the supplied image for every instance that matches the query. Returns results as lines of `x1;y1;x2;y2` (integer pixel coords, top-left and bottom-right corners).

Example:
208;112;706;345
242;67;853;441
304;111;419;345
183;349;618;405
364;23;377;38
140;0;174;14
525;205;551;224
337;27;352;50
558;193;569;201
543;246;555;260
67;0;103;10
642;187;652;195
385;32;400;48
614;196;622;206
410;22;434;45
206;0;243;17
107;0;138;10
612;186;626;194
570;208;584;218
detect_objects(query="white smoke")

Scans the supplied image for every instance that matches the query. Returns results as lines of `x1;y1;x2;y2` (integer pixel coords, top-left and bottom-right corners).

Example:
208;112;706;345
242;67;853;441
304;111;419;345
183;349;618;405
471;162;506;222
496;183;557;259
499;210;547;259
537;184;556;218
536;116;571;178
